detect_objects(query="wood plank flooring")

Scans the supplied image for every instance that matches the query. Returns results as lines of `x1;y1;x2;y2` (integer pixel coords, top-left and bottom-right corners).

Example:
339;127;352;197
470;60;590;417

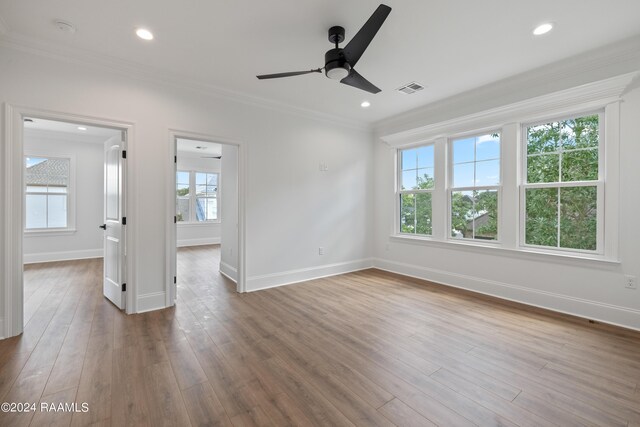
1;245;640;426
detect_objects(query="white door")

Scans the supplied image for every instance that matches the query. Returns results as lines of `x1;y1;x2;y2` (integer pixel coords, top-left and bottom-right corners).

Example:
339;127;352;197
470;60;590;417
102;134;126;309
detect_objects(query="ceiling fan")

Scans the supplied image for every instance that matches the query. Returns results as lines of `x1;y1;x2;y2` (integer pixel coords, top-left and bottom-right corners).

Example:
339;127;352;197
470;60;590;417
201;156;222;159
256;4;392;94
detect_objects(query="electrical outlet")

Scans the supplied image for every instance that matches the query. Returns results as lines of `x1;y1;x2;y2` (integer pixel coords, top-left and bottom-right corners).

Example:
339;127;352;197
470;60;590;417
318;247;324;255
624;275;637;289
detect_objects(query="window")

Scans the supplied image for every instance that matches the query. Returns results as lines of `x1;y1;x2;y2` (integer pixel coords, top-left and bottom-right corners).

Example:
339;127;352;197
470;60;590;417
398;144;434;236
522;113;602;252
450;133;500;240
176;170;219;222
25;156;71;230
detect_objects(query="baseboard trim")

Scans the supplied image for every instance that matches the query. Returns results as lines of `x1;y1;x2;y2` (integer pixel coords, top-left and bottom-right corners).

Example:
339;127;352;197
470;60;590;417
0;318;4;340
177;237;221;248
373;258;640;331
246;258;374;292
23;249;103;264
219;261;237;283
137;292;167;313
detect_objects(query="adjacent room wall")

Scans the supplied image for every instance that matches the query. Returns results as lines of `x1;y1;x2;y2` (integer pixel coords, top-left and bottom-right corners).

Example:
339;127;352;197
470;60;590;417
23;129;104;263
0;44;373;317
220;144;238;281
176;155;221;247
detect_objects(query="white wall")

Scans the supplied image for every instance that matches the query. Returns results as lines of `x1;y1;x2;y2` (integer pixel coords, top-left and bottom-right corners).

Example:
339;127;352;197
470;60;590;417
220;144;238;281
0;44;373;319
23;129;104;263
176;155;221;247
372;44;640;330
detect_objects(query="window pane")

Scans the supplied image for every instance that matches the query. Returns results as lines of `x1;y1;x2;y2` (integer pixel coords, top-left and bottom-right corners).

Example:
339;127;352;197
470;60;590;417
205;198;218;220
451;191;474;238
474;190;498;240
475;159;500;186
207;174;218;186
400;194;415;234
453;163;474;188
401;149;417;171
47;186;68;194
195;172;207;186
559;186;597;250
476;135;500;161
401;170;417;190
560;115;599;149
196;198;207;221
176;183;190;197
527;123;561;154
415;193;432;235
416;168;434;189
26;194;47;229
416;145;434;168
561;149;598;182
527;153;559;183
525;188;558;247
176;197;189;222
47;195;68;228
196;184;207;196
176;171;189;185
453;138;474;163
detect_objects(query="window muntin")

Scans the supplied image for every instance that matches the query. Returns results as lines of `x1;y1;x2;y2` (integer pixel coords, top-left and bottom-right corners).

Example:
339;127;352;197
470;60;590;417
523;114;601;252
450;133;501;241
398;144;434;235
176;170;219;223
25;156;70;229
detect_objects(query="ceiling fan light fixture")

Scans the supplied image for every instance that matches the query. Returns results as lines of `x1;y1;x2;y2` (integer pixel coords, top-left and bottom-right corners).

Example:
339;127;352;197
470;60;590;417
361;101;371;108
326;66;350;80
136;28;154;41
533;23;553;36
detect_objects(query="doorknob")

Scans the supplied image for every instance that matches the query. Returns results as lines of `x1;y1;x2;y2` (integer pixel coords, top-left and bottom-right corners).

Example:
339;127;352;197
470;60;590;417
99;224;107;230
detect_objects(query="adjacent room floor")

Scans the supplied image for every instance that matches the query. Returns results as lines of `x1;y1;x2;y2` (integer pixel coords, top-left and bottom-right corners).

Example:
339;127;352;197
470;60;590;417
1;245;640;426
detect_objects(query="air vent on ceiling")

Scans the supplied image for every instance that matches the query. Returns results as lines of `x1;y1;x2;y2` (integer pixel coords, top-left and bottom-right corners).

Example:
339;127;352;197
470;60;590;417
396;81;425;94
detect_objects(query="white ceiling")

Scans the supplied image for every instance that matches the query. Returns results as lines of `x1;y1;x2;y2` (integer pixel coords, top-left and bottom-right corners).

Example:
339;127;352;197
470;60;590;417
2;1;640;124
176;138;222;157
24;117;121;139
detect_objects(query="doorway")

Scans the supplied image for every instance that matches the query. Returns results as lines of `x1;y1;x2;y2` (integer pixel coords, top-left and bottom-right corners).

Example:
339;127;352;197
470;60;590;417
168;133;241;306
2;106;133;339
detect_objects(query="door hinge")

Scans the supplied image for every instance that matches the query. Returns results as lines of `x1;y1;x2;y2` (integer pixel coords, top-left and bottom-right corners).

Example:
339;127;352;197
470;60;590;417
174;155;177;163
122;216;127;225
174;216;177;224
122;283;127;292
122;150;127;159
174;276;177;284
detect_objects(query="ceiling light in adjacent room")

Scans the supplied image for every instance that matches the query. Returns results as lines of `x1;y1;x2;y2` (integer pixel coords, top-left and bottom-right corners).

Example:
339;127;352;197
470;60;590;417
361;101;371;108
533;23;553;36
136;28;154;41
77;126;87;131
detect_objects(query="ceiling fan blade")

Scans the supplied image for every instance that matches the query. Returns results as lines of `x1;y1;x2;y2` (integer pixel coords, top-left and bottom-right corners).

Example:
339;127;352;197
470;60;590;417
340;69;381;94
201;156;222;159
257;68;322;79
343;4;391;67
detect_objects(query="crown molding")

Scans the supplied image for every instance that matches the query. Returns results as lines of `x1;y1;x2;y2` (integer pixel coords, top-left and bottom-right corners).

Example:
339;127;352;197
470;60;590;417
0;31;371;132
380;72;637;147
375;35;640;137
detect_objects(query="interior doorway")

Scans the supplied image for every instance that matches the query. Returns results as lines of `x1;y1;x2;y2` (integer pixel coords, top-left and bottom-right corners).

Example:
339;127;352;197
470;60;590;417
168;135;240;306
2;106;133;339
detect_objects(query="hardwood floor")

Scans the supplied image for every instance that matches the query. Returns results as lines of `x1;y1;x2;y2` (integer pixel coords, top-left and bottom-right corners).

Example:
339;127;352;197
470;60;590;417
1;244;640;426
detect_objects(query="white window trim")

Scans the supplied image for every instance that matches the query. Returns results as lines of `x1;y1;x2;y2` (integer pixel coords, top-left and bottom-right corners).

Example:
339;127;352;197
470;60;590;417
447;130;503;243
519;110;605;255
381;73;631;264
23;152;76;234
396;142;435;237
176;170;220;224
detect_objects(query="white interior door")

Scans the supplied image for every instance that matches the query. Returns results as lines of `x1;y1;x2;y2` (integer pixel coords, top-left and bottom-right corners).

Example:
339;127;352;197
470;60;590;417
102;134;126;309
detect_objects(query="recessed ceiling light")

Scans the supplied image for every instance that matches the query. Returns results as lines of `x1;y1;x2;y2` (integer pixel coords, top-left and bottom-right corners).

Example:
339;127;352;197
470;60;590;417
136;28;154;41
195;146;207;150
77;126;87;131
54;20;76;34
533;23;553;36
361;101;371;108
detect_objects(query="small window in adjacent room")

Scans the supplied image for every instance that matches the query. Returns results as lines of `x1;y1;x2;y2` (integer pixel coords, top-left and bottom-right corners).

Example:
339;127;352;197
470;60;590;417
522;113;602;252
176;170;219;223
398;144;434;236
24;156;71;230
450;132;501;241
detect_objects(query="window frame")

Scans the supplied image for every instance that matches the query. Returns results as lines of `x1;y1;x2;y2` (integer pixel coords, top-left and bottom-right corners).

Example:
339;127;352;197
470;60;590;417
447;130;503;243
519;110;605;255
23;153;76;234
176;169;220;224
396;142;436;237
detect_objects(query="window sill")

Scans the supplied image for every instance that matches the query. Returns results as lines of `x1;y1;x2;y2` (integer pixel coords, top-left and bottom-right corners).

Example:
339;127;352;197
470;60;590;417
24;228;77;237
389;234;620;267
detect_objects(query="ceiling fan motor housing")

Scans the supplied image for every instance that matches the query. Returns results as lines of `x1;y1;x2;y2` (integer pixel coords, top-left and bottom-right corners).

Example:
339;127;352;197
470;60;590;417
325;48;351;80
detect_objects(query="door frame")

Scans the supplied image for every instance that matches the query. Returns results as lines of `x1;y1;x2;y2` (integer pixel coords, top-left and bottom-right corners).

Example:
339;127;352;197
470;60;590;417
166;129;247;305
2;104;136;338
